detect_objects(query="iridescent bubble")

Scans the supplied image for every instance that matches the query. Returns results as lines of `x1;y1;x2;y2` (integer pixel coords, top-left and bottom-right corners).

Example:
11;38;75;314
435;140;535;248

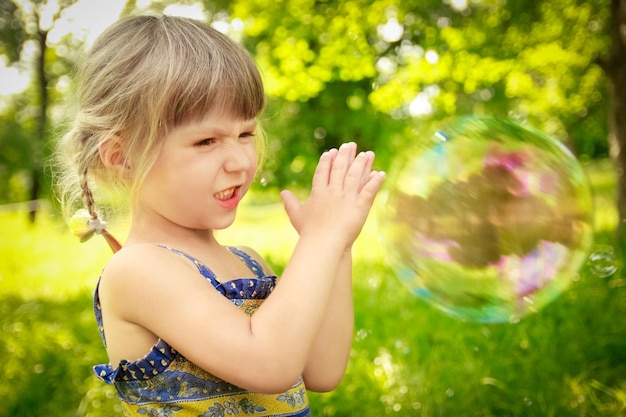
587;245;617;278
379;116;594;323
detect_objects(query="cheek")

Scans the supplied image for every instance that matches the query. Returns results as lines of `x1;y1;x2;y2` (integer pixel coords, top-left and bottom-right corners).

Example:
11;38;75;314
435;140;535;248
251;156;260;174
247;147;260;174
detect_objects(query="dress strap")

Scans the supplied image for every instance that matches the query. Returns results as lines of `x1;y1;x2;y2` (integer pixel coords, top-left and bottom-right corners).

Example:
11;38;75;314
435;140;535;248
94;278;107;346
157;245;268;284
226;246;267;279
157;245;221;288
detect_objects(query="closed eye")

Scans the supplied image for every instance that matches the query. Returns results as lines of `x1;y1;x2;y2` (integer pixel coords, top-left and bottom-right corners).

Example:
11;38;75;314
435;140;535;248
195;138;216;147
239;131;256;142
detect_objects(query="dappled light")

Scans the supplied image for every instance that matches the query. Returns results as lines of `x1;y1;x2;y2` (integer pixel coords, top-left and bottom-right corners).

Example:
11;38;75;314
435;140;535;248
1;157;624;415
1;0;625;415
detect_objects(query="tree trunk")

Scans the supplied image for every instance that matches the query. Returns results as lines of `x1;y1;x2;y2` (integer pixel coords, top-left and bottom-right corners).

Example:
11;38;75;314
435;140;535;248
29;27;48;223
607;0;626;258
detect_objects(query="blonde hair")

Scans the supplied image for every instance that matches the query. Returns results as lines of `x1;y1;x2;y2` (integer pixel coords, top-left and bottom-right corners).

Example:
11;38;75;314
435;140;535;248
55;14;265;222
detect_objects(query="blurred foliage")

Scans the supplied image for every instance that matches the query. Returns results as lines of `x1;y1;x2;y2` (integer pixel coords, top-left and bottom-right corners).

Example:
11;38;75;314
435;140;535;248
0;209;120;416
0;100;34;203
0;1;623;415
0;0;26;62
206;0;611;187
0;160;624;416
0;0;615;202
0;0;82;207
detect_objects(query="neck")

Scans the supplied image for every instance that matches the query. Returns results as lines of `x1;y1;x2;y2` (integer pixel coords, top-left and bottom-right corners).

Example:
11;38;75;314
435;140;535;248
125;211;219;251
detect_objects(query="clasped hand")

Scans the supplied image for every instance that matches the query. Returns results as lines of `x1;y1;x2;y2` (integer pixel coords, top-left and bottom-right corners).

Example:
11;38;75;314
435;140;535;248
280;142;386;250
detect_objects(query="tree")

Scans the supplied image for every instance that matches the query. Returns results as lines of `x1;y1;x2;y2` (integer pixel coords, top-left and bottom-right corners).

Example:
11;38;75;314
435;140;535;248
204;0;623;245
0;0;79;220
3;0;621;240
601;0;626;250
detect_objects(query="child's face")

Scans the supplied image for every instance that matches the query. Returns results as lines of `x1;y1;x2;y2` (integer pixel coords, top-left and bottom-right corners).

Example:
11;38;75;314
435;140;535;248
136;113;259;232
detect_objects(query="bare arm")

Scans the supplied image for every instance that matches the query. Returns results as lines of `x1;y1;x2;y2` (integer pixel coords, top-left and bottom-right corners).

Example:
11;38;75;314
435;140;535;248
99;142;385;395
245;143;383;391
301;249;354;392
281;146;380;391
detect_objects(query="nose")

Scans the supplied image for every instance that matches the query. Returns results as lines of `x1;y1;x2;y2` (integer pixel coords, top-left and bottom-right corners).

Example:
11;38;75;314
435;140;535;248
223;141;255;173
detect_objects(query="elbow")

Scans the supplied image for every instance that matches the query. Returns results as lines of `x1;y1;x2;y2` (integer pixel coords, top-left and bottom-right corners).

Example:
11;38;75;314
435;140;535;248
242;360;305;395
304;377;343;393
302;369;345;393
258;365;345;394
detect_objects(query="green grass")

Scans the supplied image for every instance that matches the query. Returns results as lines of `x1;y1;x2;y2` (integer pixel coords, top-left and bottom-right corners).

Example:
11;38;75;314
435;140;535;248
1;160;625;416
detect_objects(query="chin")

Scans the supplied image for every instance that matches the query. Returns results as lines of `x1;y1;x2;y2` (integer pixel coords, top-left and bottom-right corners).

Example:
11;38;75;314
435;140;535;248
211;215;238;231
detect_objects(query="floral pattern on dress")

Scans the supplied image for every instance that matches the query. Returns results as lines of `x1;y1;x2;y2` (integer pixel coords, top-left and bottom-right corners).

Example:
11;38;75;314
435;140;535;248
137;404;182;416
199;398;267;417
94;246;311;417
277;388;307;408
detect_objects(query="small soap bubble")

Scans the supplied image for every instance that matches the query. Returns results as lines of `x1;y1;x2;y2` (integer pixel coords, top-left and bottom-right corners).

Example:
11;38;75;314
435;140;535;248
355;328;369;342
588;245;618;278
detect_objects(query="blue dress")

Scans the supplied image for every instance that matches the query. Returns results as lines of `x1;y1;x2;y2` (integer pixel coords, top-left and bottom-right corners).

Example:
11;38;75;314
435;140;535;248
93;246;311;417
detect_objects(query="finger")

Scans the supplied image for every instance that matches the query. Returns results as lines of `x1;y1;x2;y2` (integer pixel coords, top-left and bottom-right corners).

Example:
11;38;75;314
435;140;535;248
329;142;356;186
358;171;386;206
359;151;375;191
311;150;333;190
343;151;370;192
280;190;302;226
327;147;338;162
346;142;357;164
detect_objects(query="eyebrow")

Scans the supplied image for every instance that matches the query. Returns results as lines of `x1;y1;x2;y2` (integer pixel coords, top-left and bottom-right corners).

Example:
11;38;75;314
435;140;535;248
188;120;257;137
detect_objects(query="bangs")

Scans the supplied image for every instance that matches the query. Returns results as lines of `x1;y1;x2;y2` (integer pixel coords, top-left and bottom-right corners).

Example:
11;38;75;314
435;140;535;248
168;55;265;126
154;17;265;128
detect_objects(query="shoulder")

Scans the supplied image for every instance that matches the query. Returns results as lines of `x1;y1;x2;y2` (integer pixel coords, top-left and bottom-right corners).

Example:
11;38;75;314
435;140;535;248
102;244;187;277
97;243;222;322
99;244;196;299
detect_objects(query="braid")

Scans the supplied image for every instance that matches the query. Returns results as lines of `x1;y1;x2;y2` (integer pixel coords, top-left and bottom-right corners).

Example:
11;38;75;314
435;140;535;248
69;166;122;253
80;167;98;220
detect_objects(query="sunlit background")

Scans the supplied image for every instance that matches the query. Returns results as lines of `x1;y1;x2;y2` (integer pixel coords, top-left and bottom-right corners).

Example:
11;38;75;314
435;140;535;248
1;0;624;416
0;1;209;96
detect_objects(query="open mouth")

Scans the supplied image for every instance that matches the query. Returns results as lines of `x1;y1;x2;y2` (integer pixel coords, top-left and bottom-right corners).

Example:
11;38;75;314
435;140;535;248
215;186;238;201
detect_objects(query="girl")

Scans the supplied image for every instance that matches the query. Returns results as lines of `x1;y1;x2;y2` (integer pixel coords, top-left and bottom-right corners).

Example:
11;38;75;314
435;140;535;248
55;14;385;417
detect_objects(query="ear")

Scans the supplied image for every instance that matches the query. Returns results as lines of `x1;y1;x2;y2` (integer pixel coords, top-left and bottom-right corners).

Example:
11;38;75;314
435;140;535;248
98;135;131;177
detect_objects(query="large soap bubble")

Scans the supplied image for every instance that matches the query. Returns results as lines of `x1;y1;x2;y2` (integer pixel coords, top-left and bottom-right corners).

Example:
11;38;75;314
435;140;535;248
379;116;594;323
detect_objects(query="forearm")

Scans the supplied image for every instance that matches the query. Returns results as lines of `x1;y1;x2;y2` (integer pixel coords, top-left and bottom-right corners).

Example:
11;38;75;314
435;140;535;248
244;143;383;392
248;234;346;387
302;250;354;392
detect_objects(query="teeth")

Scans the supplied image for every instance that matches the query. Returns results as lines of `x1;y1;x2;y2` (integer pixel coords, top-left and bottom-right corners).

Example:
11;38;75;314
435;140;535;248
216;187;235;200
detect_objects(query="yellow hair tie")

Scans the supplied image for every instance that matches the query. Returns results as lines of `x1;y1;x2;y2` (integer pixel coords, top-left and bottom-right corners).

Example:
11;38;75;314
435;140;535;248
69;209;122;252
69;209;99;241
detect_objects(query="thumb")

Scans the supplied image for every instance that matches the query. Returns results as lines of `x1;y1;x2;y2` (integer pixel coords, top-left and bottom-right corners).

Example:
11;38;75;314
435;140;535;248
280;189;305;233
280;190;301;219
